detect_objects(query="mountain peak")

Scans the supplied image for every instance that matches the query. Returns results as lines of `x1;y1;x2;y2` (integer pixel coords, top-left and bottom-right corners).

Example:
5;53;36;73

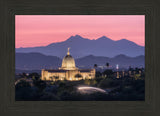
101;35;107;38
97;36;113;41
75;34;82;38
116;38;140;47
66;35;90;42
71;35;84;39
117;38;129;42
16;35;144;58
121;38;127;41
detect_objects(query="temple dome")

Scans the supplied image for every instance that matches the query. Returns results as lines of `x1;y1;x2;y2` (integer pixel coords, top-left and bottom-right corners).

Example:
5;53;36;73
60;48;78;70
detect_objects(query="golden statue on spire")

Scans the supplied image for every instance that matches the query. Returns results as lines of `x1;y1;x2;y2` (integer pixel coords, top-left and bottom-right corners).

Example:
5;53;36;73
67;47;70;55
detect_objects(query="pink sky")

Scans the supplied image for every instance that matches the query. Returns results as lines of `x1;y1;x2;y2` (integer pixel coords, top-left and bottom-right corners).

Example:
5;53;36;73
15;15;145;48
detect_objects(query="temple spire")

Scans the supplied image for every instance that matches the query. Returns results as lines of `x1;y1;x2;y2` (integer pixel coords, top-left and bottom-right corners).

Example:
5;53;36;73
67;47;70;55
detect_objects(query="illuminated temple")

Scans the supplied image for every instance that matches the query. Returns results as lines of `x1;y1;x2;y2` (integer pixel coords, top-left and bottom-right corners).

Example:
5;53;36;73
41;48;95;81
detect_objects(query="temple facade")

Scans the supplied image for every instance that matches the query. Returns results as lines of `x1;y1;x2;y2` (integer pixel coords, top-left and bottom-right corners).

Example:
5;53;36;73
41;48;95;81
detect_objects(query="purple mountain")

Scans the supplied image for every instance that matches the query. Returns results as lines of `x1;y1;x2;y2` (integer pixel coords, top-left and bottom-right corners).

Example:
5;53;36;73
16;35;144;58
16;53;144;70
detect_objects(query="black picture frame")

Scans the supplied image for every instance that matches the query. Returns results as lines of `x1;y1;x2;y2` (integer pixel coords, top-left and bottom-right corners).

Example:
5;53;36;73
0;0;160;116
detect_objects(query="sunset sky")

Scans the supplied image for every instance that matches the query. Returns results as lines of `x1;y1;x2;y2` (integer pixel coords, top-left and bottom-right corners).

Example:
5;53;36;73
15;15;145;48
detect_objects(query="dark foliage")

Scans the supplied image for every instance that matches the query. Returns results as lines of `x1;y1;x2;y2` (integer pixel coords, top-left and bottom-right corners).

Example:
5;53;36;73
15;71;145;101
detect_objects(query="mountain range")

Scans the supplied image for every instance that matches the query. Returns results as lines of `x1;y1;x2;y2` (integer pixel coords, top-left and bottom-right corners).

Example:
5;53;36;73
16;35;144;58
16;52;144;71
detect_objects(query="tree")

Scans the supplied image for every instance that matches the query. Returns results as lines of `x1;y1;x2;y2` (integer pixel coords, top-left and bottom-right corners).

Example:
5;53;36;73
33;80;46;92
98;78;120;88
103;69;114;78
15;80;36;101
21;73;27;78
94;64;98;68
29;73;40;80
95;71;102;78
128;66;134;71
16;80;31;90
106;62;109;68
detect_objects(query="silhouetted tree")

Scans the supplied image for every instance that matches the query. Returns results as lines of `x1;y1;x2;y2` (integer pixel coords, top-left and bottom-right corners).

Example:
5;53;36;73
29;73;40;80
106;62;109;68
95;71;102;77
20;73;27;78
129;66;134;71
94;64;98;68
15;80;36;101
98;78;120;88
33;80;46;92
103;69;114;78
16;80;31;90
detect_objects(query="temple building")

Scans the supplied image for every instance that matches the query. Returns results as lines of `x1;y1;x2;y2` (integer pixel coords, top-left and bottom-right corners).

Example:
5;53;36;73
41;48;95;81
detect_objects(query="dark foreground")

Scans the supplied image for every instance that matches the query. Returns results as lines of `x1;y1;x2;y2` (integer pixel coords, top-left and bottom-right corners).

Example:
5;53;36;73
15;69;145;101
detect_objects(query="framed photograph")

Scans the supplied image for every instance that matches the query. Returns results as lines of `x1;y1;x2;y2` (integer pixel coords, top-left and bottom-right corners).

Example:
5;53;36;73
15;15;145;101
0;0;160;116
